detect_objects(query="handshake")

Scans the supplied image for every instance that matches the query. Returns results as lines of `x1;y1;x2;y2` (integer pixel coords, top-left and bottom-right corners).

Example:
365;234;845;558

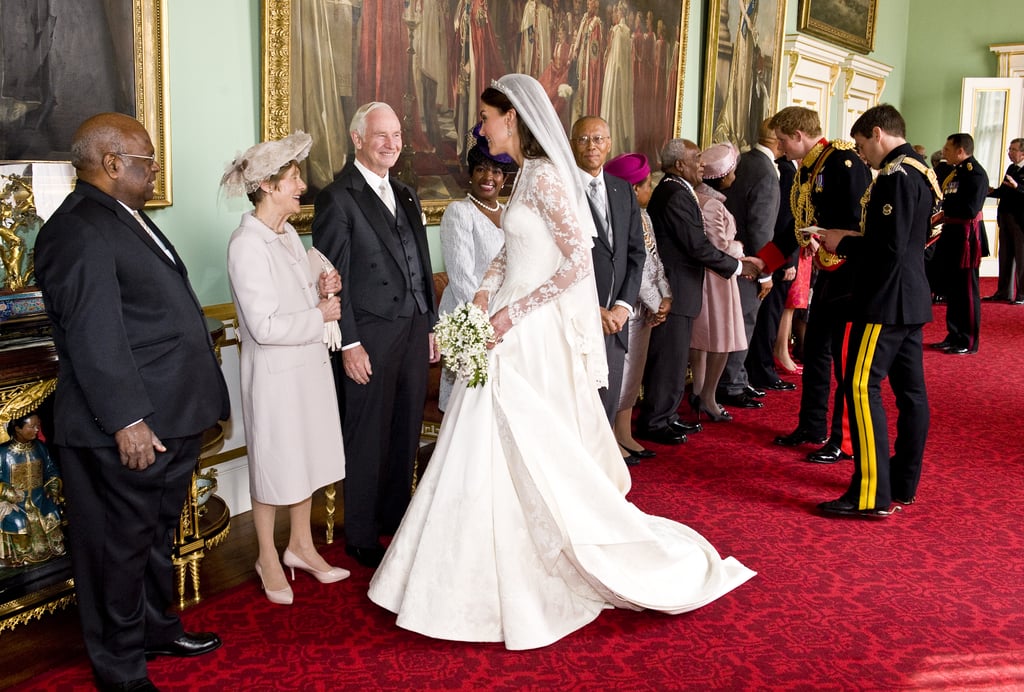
739;256;766;280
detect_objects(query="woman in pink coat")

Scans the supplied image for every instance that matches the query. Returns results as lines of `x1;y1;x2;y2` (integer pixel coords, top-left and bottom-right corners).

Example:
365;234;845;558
223;133;348;606
690;143;747;421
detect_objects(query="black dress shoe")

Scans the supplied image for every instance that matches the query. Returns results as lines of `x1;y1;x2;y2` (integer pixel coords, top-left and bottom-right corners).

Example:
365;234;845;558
945;346;972;355
774;428;828;447
623;454;641;467
668;419;703;434
145;632;221;659
755;379;797;391
982;293;1008;301
818;498;894;518
635;426;687;445
345;544;386;568
1014;298;1024;305
623;446;656;459
806;442;853;464
745;385;766;398
718;392;764;409
893;496;916;505
98;677;159;692
929;339;952;350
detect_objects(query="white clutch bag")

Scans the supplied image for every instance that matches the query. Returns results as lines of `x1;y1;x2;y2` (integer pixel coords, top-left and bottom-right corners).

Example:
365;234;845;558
307;247;343;352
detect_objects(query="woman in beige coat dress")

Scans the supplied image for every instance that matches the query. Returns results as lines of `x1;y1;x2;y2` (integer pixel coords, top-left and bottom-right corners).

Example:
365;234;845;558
223;133;348;606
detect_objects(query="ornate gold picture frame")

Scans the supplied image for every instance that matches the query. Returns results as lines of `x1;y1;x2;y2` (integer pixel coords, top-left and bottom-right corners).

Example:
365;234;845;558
262;0;690;228
0;1;171;207
797;0;877;55
700;0;786;151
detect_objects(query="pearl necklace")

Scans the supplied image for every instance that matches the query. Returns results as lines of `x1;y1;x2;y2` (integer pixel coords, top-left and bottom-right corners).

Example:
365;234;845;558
467;193;501;213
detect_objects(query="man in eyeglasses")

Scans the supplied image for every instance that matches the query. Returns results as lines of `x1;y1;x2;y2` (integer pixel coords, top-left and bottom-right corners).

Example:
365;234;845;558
571;116;646;441
35;112;230;691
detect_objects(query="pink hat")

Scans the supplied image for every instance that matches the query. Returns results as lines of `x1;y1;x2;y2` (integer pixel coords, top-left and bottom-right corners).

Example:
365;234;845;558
702;142;738;180
604;153;650;185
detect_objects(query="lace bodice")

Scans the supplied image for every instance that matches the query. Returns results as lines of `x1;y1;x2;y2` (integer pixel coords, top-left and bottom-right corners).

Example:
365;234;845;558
478;158;594;324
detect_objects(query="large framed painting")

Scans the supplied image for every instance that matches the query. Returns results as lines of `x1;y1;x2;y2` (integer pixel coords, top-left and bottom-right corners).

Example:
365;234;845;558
263;0;690;226
797;0;877;54
700;0;786;151
0;0;171;207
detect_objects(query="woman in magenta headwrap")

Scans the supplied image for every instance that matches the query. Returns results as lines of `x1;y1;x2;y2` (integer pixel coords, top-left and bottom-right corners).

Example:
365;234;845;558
603;152;672;460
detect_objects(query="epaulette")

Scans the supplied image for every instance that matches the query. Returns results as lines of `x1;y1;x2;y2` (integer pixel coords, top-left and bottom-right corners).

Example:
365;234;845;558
880;155;907;176
881;154;943;220
831;140;857;151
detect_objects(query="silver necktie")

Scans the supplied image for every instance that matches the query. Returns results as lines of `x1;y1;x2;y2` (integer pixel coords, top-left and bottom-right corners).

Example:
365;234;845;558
588;178;611;248
379;180;396;216
131;210;174;261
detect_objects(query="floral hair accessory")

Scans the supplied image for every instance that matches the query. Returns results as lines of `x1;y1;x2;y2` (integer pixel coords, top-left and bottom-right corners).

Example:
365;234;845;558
220;131;312;198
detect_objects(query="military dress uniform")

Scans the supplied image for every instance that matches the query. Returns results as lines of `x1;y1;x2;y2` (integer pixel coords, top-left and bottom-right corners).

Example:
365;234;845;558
936;156;989;353
822;144;938;514
987;160;1024;301
763;140;872;457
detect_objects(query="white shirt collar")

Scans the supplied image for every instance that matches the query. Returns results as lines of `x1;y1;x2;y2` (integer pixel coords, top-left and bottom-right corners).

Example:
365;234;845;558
753;143;776;161
353;157;390;191
579;168;604;185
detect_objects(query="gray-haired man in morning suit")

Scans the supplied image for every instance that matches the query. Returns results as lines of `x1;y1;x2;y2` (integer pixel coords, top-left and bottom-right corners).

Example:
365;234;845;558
312;102;439;569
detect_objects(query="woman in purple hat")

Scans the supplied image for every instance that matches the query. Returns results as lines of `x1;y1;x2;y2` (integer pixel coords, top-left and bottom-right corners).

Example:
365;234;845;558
603;152;672;459
437;126;518;411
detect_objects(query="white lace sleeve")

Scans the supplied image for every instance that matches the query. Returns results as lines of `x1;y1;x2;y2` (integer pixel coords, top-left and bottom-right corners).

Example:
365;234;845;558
505;162;594;324
477;245;507;297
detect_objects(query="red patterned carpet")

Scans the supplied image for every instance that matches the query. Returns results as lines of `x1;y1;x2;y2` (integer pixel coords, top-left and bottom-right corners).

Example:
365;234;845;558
22;282;1024;690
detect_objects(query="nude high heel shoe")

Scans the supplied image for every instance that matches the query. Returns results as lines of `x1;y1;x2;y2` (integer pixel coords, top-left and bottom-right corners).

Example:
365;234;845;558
283;548;351;584
255;561;294;605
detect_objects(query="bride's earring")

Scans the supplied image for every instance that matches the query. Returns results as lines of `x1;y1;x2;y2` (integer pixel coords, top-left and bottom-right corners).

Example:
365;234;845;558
506;118;514;138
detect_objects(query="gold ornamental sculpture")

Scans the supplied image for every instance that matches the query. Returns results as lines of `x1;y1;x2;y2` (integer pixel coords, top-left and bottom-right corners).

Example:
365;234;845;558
0;173;41;291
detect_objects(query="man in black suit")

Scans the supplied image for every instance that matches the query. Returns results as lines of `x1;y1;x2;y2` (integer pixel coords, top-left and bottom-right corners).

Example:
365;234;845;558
635;139;760;445
764;107;871;464
932;133;989;355
312;102;439;568
746;154;800;391
818;104;937;517
570;116;647;425
720;118;782;409
34;112;230;691
985;137;1024;303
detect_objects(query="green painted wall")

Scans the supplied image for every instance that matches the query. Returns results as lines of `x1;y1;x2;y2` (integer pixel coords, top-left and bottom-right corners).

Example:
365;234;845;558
136;0;1017;306
783;0;911;134
147;0;261;306
903;0;1024;154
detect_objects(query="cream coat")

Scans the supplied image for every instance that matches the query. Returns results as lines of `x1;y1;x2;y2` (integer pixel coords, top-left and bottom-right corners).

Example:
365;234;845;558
227;212;344;505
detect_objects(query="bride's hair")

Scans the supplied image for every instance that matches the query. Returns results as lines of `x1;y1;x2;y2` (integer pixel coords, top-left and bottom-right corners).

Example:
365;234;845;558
480;87;548;160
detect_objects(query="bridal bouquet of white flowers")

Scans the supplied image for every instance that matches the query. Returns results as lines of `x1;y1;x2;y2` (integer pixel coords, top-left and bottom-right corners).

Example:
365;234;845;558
434;302;495;388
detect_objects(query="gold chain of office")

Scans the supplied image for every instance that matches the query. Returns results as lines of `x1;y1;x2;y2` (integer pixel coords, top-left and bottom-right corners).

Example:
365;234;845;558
790;140;856;271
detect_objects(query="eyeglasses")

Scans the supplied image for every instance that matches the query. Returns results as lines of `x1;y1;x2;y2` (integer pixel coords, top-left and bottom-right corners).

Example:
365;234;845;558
572;135;610;146
111;152;158;165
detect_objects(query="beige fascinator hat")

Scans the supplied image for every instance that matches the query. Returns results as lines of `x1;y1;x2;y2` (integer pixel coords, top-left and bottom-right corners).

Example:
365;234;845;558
220;131;313;198
701;142;739;180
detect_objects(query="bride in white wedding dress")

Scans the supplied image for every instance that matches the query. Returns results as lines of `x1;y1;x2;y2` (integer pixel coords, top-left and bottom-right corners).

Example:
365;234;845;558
368;74;755;650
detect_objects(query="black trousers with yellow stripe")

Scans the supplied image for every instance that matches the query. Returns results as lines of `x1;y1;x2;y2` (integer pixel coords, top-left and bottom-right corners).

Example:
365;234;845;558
841;322;929;510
